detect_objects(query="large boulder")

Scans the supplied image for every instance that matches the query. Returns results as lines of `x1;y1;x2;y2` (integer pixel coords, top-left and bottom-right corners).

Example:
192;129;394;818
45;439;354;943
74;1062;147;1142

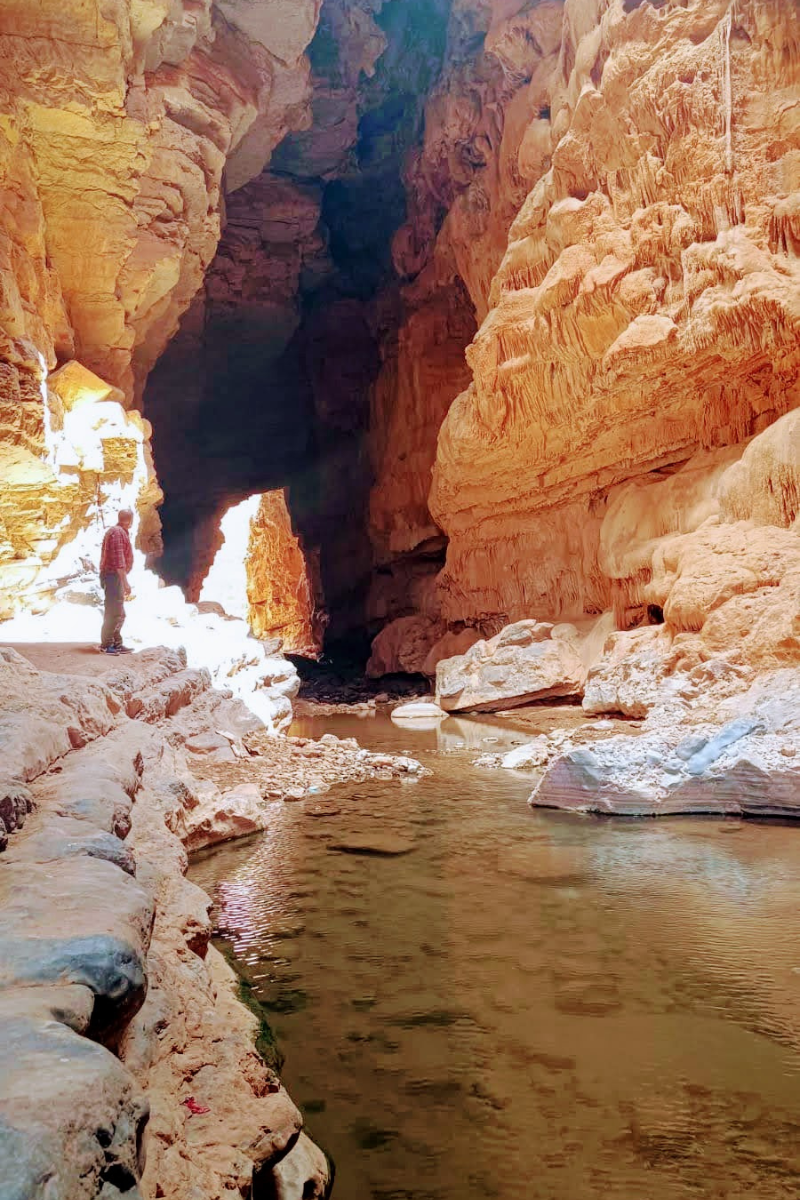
367;616;482;679
531;668;800;818
269;1131;330;1200
435;620;586;712
0;989;149;1200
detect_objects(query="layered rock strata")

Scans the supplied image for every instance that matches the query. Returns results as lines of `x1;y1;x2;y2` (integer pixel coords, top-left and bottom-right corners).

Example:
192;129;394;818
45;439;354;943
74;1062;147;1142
429;0;800;631
0;0;319;405
0;643;425;1196
362;0;796;661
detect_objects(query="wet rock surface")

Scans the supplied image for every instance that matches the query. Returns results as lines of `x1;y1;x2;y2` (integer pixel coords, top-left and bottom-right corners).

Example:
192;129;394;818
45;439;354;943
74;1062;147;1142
0;643;333;1200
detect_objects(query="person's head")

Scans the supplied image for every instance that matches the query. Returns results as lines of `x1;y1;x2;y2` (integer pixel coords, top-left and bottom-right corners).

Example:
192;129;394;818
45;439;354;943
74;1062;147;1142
118;508;134;530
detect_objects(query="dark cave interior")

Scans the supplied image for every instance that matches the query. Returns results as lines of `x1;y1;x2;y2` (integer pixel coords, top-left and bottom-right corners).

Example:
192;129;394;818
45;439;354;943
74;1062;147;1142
144;0;457;651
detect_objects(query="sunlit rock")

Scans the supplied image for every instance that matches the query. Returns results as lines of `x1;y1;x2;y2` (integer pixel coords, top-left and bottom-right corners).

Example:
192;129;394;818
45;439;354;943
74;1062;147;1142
199;489;321;656
0;0;320;401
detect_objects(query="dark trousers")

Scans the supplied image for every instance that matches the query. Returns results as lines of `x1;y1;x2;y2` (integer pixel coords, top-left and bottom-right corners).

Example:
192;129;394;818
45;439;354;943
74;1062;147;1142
101;574;126;649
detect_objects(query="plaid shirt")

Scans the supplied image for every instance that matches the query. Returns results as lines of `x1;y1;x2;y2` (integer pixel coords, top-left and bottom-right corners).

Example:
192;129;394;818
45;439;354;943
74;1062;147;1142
100;524;134;576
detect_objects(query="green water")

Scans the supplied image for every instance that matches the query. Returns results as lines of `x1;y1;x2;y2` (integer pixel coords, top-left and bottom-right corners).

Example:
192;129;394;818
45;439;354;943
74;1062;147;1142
190;712;800;1200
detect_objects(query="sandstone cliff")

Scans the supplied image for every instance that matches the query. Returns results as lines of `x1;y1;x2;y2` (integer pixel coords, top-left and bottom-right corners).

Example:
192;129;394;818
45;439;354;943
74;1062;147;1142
367;0;799;696
0;0;318;401
430;0;799;630
0;0;321;613
199;489;323;655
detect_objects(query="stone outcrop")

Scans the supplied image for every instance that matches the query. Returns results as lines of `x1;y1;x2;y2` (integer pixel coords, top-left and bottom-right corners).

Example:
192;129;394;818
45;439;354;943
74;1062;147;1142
0;643;333;1200
531;667;800;817
436;618;586;712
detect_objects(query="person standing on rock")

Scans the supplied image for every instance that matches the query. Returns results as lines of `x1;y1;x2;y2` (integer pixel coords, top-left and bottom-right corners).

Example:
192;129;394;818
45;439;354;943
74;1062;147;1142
99;508;135;655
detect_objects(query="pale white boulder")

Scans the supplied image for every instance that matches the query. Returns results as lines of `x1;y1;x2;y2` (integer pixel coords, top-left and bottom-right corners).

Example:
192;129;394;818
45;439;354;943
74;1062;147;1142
391;700;449;726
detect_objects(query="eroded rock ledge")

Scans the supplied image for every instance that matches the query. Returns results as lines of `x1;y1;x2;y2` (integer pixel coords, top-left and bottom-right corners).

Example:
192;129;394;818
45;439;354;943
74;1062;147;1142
0;644;426;1199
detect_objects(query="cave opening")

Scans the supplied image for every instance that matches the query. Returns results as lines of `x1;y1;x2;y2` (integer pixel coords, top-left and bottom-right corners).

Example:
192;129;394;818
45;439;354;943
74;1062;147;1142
144;0;454;666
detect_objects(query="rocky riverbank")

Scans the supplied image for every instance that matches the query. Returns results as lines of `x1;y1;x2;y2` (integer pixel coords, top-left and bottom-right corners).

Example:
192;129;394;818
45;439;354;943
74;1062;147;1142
0;643;421;1199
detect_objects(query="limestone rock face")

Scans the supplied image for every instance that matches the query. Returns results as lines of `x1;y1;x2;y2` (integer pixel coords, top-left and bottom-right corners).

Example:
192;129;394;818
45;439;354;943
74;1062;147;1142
436;619;586;712
429;0;800;628
367;614;482;679
270;1131;330;1200
366;0;561;634
0;644;332;1198
0;0;318;404
364;0;799;731
0;364;163;619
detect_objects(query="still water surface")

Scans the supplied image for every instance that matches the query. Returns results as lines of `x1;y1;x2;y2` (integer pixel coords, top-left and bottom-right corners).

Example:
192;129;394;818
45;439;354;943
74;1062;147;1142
190;712;800;1200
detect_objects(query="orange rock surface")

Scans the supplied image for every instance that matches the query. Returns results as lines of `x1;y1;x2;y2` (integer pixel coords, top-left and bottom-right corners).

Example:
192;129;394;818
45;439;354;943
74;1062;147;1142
429;0;800;629
367;0;799;687
0;0;322;613
200;491;322;657
0;0;318;403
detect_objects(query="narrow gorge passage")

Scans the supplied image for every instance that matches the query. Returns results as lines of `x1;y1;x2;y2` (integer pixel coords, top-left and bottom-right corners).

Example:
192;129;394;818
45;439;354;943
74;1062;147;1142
143;0;457;651
0;1;799;1199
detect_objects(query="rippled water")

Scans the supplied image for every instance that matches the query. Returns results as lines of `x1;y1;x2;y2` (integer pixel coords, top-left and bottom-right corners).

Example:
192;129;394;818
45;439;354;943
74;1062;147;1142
190;712;800;1200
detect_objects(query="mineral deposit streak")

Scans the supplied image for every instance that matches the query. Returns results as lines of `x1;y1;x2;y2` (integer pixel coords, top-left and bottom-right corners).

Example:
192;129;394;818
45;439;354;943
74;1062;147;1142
191;712;800;1200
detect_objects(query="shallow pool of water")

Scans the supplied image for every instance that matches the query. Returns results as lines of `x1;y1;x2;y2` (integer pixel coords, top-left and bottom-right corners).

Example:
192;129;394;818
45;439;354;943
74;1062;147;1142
190;712;800;1200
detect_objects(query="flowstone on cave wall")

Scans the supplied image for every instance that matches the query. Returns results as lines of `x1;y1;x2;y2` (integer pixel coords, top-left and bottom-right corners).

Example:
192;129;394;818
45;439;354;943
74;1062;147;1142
366;0;799;695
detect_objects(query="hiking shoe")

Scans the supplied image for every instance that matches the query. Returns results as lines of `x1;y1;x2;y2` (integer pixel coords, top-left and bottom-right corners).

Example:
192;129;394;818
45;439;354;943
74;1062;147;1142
102;646;120;655
114;645;134;654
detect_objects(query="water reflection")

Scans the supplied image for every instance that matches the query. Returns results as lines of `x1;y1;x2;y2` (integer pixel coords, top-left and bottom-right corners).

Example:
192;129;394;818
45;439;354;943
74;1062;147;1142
191;713;800;1200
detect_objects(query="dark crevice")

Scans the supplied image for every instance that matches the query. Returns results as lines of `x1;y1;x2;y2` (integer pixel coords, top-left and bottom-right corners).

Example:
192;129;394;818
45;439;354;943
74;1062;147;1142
145;0;454;647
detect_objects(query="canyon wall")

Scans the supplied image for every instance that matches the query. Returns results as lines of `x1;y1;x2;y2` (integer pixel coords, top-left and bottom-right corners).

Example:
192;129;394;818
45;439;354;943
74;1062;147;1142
368;0;799;685
0;0;321;612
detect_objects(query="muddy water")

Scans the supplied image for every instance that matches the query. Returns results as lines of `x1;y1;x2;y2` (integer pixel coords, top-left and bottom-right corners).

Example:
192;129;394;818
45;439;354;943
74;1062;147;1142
190;712;800;1200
